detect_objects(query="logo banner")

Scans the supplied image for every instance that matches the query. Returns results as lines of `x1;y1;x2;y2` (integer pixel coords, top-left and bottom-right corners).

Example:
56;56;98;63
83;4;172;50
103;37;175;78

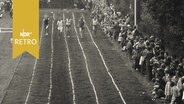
13;0;39;59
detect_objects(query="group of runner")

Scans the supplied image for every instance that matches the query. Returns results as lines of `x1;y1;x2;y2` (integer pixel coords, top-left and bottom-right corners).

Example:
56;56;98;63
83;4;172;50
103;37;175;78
43;12;98;38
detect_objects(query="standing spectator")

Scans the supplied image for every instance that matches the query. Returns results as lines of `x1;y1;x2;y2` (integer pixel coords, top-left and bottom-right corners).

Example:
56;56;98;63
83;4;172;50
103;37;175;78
131;26;139;37
139;47;147;75
176;76;184;103
113;22;121;40
133;38;145;71
170;82;180;104
118;30;123;45
165;75;172;102
145;46;154;80
126;39;133;57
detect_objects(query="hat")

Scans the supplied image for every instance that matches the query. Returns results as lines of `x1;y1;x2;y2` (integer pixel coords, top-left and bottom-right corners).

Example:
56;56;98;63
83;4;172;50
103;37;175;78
154;84;159;88
150;36;154;39
155;44;160;47
178;63;183;66
140;37;144;40
154;62;159;66
157;68;162;71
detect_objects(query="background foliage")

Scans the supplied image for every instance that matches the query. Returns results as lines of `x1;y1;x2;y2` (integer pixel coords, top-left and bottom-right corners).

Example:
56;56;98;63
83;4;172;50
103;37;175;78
106;0;184;54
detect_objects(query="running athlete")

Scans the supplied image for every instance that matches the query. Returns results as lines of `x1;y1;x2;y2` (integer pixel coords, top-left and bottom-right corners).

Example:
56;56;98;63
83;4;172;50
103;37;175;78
92;17;98;35
65;18;72;33
43;17;50;36
57;18;64;38
78;17;85;38
78;17;84;33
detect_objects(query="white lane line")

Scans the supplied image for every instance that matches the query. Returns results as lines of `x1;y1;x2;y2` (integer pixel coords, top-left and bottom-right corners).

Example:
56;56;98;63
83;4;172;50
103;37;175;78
47;15;54;104
82;14;127;104
24;60;38;104
24;18;45;104
0;28;12;29
0;31;12;33
0;28;12;33
72;13;99;104
63;13;76;104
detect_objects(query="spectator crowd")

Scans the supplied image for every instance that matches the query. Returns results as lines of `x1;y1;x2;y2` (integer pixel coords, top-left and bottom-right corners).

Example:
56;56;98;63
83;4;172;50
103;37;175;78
0;0;12;18
90;2;184;104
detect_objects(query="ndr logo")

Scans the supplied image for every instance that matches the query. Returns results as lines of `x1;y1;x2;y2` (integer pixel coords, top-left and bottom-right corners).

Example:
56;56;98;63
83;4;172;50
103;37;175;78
20;29;32;38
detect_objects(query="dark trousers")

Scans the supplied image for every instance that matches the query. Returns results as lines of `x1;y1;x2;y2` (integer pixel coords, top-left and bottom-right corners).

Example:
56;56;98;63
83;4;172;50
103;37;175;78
146;62;153;81
135;56;140;71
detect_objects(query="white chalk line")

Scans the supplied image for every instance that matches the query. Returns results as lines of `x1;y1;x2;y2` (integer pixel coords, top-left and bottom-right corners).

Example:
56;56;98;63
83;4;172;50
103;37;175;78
0;28;12;29
47;13;55;104
0;28;12;33
72;13;99;104
63;13;76;104
82;14;127;104
24;17;45;104
0;31;12;33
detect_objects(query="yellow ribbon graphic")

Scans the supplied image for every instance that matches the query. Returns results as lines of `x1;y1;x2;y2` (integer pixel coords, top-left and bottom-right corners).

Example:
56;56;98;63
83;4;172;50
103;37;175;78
13;0;39;59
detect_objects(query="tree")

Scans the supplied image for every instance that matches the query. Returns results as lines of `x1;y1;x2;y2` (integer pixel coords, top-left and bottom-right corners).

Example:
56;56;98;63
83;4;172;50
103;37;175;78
146;0;184;42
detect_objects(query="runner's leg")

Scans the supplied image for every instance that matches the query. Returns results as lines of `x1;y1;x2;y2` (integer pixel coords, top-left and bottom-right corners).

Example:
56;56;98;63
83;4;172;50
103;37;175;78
45;26;48;36
58;27;61;39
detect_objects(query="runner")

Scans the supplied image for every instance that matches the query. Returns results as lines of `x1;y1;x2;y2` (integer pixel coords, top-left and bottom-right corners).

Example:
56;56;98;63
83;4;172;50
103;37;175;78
78;17;85;34
78;17;85;38
57;18;64;38
65;17;72;33
43;17;50;36
92;17;98;36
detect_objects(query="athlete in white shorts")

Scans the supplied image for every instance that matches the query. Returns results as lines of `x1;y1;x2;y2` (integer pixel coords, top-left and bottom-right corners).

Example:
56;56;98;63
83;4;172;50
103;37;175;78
92;17;98;35
57;19;64;38
65;18;72;33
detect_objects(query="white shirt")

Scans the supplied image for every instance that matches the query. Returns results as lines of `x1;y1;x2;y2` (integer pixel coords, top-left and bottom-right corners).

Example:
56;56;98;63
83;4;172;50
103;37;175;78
57;20;63;27
66;18;72;25
92;19;98;26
